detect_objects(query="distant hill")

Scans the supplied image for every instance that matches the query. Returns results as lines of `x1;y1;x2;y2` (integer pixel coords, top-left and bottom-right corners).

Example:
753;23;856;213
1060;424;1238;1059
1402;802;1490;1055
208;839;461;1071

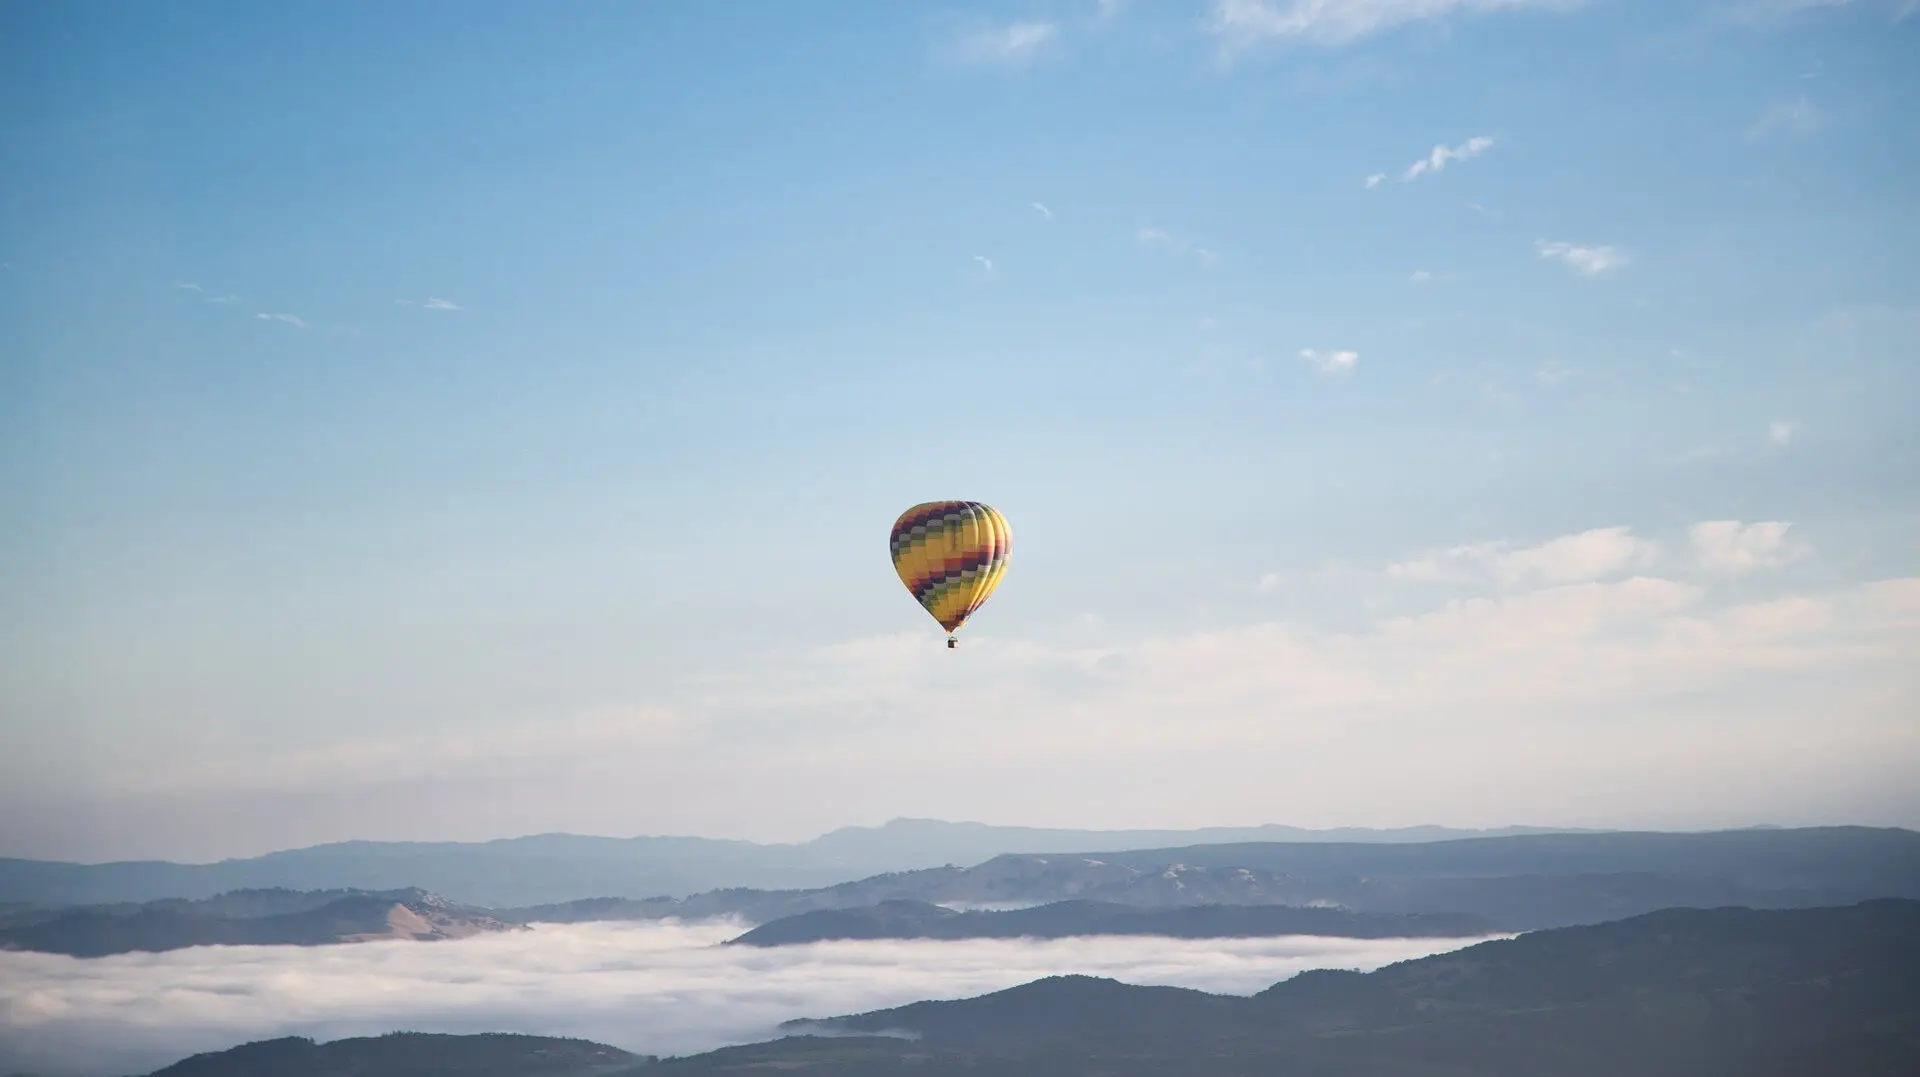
726;898;1493;946
511;827;1920;934
15;828;1913;953
646;899;1920;1076
0;888;519;957
142;1032;645;1077
0;818;1603;907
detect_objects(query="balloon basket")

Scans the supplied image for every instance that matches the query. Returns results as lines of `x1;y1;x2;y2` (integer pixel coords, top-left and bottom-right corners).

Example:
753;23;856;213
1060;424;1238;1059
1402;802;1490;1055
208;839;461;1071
947;637;958;649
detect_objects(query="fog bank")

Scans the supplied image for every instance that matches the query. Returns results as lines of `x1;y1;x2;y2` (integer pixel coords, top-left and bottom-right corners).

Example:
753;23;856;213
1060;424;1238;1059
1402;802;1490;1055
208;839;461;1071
0;918;1495;1075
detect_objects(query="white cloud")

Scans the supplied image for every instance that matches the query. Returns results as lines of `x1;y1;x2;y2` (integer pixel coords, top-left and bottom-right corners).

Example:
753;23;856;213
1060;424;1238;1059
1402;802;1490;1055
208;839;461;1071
1536;239;1628;276
973;255;996;276
1138;227;1219;267
176;282;240;303
1534;360;1572;384
1387;526;1657;589
254;312;308;329
1256;571;1288;592
0;924;1480;1077
1364;172;1387;188
1299;348;1358;374
1726;0;1864;24
1138;226;1184;251
1768;419;1797;445
1030;201;1053;220
1748;94;1822;139
1409;269;1435;284
423;298;461;310
1206;0;1577;51
957;20;1059;64
1689;521;1806;574
1402;135;1495;181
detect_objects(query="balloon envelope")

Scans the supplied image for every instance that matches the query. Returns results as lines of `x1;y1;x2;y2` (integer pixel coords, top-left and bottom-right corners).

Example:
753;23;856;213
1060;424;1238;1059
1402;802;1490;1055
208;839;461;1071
889;501;1011;635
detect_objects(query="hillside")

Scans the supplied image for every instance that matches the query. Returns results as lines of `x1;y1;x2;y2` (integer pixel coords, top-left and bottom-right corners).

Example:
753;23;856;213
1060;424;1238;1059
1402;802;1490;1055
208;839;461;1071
649;899;1920;1075
0;889;519;957
141;1032;645;1077
726;898;1493;946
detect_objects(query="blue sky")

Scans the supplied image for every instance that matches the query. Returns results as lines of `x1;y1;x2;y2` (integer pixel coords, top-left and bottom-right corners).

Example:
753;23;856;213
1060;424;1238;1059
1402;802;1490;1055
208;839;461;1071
3;0;1916;861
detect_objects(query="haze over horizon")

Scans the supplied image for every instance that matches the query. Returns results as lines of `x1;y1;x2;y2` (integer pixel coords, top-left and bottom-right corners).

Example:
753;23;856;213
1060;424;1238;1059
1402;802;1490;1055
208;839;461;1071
4;0;1917;865
0;815;1827;869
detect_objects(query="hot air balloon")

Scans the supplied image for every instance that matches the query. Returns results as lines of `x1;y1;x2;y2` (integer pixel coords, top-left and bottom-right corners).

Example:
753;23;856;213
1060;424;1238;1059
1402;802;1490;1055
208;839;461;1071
889;501;1011;648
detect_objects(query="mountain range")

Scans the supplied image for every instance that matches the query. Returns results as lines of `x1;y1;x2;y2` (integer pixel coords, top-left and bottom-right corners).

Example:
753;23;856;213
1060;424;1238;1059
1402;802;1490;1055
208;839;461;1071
0;818;1597;907
7;827;1914;955
509;826;1919;932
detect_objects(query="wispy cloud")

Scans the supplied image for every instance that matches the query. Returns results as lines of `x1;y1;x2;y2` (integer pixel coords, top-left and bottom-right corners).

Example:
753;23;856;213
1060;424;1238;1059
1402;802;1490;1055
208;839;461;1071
177;282;242;304
1409;270;1438;284
424;298;461;310
1768;419;1798;445
1299;348;1358;375
1402;135;1495;181
1206;0;1578;52
1137;227;1219;267
0;923;1474;1077
973;255;996;276
1363;172;1387;188
254;312;309;329
1534;360;1573;384
1748;94;1822;139
1387;526;1658;589
956;20;1059;65
1030;201;1053;220
1138;226;1183;251
1536;239;1628;276
1725;0;1871;25
1690;521;1806;574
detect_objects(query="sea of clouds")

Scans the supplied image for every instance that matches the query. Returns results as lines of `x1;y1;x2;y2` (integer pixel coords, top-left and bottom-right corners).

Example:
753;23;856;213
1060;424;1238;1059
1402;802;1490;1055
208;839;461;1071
0;918;1497;1075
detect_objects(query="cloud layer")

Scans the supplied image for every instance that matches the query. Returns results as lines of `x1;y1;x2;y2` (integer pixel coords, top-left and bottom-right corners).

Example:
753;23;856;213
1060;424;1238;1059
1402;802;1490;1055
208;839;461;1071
13;523;1916;859
0;922;1486;1077
1387;526;1657;588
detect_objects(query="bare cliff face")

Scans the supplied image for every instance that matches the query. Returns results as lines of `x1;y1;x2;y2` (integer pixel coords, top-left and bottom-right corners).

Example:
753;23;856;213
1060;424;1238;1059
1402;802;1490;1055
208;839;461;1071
338;894;522;943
